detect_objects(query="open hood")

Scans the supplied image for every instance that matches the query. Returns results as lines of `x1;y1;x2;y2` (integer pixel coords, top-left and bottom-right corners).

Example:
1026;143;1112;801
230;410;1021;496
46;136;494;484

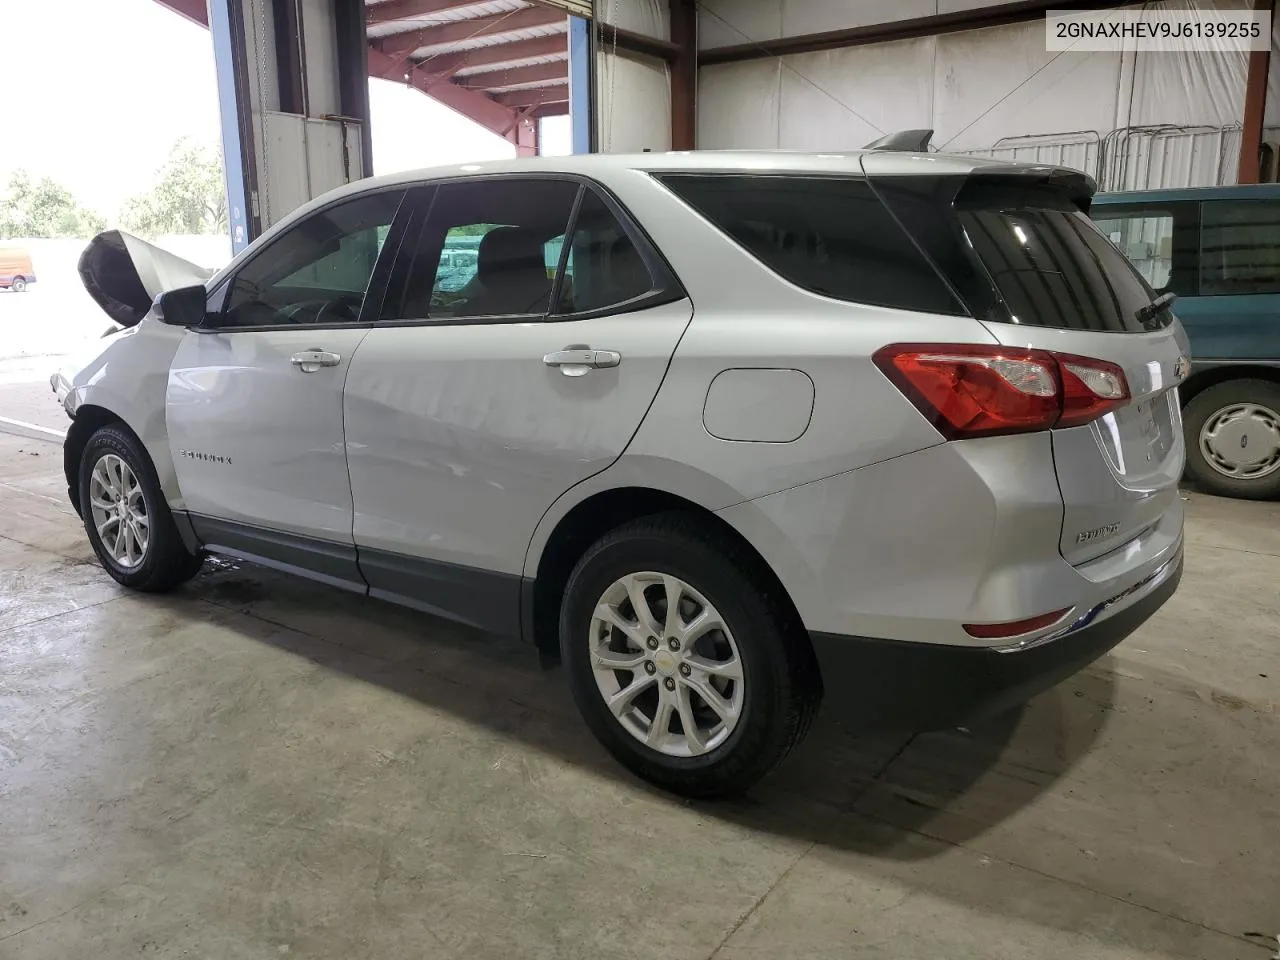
78;230;215;328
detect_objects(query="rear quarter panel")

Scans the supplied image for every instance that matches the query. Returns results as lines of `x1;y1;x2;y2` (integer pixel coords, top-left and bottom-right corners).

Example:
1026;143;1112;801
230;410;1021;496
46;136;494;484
522;167;998;577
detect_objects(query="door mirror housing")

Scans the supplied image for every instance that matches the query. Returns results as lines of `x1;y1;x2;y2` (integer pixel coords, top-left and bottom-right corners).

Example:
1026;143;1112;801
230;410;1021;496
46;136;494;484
155;285;211;328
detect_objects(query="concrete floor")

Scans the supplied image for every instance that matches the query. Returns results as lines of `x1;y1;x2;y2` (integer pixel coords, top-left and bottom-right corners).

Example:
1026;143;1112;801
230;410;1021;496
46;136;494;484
1;428;1278;960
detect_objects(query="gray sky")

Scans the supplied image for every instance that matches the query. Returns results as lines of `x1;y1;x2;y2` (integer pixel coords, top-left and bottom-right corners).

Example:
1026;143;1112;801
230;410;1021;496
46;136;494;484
1;0;569;221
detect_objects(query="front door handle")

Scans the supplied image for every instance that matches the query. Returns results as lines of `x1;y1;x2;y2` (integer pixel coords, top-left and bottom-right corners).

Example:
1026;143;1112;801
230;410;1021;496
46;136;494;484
543;347;622;377
290;349;341;372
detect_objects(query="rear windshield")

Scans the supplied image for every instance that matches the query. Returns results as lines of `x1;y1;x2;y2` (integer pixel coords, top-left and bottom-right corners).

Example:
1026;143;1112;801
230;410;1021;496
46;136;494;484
656;174;964;315
954;183;1165;333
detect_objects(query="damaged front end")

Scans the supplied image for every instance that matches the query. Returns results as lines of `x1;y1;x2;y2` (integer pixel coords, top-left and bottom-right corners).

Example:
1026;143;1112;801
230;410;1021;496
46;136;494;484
51;231;215;407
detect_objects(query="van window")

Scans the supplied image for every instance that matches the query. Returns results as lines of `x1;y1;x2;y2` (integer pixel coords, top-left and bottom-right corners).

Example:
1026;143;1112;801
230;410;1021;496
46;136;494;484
1199;199;1280;296
1091;212;1174;290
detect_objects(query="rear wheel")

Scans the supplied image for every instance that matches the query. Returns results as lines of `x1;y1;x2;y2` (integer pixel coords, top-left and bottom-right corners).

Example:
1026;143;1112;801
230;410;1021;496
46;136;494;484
79;424;204;590
1183;378;1280;500
560;513;820;798
10;277;26;293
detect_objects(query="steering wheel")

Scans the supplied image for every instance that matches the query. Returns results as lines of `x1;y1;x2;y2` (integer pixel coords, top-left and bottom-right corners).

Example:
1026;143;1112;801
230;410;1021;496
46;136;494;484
313;294;361;325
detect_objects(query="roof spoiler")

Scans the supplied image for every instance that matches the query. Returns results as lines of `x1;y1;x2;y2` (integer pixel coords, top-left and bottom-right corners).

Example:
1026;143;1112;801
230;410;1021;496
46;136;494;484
863;129;934;152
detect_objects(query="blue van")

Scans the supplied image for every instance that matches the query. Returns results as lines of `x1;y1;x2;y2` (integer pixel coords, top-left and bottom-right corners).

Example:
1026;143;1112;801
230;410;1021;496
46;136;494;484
1091;185;1280;499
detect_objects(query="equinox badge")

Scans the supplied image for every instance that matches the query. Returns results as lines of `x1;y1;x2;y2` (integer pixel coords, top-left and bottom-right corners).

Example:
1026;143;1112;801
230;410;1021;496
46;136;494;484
1076;521;1121;545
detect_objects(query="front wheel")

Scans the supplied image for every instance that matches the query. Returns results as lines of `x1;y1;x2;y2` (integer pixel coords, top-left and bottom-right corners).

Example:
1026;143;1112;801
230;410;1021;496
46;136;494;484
1183;379;1280;500
79;424;204;590
10;277;26;293
560;514;820;798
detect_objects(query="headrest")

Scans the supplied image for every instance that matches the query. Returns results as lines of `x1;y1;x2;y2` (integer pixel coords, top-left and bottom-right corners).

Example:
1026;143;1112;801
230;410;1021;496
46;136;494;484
477;227;545;280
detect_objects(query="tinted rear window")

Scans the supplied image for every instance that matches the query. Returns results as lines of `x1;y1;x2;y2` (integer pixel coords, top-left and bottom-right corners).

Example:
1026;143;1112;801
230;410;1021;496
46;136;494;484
657;174;963;315
955;184;1165;333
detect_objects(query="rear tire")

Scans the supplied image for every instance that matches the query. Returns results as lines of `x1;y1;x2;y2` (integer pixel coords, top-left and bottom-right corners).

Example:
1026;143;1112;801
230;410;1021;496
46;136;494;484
560;513;821;798
10;277;26;293
1183;378;1280;500
78;424;204;591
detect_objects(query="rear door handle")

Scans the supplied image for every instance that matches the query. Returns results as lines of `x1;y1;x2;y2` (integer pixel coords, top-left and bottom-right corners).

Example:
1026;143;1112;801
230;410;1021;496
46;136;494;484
290;349;341;371
543;348;621;377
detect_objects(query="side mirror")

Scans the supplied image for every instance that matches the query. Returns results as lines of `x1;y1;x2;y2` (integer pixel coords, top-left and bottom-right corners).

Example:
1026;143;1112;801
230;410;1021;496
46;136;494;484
154;284;210;328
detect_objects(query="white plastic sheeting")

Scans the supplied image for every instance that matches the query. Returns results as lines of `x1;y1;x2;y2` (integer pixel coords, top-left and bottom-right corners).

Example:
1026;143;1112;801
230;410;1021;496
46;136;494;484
595;0;672;152
698;0;1277;188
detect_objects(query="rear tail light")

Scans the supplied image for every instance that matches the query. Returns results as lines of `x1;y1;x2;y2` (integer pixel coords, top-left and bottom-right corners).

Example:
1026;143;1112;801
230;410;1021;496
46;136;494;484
872;343;1129;439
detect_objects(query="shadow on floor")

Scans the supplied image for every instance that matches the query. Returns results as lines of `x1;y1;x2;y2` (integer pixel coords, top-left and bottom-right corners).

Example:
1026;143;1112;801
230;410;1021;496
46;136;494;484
175;558;1116;862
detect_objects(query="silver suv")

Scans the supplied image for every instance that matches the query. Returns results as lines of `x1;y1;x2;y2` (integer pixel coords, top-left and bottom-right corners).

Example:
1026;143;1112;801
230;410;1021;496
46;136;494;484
57;151;1187;797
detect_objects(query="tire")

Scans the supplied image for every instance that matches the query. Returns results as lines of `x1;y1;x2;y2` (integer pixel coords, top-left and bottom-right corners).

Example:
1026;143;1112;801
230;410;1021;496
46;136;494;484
560;513;821;798
10;277;26;293
1183;378;1280;500
78;424;204;591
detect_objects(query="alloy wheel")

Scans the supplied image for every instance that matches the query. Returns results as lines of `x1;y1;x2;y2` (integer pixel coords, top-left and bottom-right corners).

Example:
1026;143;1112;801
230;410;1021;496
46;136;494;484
588;571;744;758
88;453;150;568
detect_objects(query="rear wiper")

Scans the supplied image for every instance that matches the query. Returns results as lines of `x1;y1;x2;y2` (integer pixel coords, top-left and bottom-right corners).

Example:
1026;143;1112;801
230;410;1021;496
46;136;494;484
1136;291;1176;328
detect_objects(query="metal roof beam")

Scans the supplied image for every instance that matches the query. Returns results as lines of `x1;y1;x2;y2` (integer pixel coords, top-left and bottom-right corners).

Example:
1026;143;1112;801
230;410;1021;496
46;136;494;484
377;5;566;55
494;84;569;107
367;0;491;27
427;34;568;76
699;0;1130;65
153;0;209;26
531;102;570;119
454;60;566;90
367;47;520;137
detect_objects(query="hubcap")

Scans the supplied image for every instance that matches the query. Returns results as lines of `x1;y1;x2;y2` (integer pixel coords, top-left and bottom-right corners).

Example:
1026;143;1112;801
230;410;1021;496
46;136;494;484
88;454;149;568
1199;402;1280;480
588;571;744;758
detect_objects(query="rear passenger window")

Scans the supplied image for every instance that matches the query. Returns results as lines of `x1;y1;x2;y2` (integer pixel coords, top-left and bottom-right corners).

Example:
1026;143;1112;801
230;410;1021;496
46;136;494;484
382;179;664;322
656;174;963;315
387;179;578;321
1199;199;1280;296
554;190;653;315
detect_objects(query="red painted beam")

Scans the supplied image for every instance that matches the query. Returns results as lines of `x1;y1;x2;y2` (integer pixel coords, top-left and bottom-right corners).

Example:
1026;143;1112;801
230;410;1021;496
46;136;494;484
510;110;539;157
1238;0;1274;183
368;47;520;137
366;0;488;27
377;6;565;56
699;0;1129;65
669;0;696;150
150;0;521;140
494;84;569;108
154;0;209;26
423;34;568;77
531;102;569;120
455;61;566;90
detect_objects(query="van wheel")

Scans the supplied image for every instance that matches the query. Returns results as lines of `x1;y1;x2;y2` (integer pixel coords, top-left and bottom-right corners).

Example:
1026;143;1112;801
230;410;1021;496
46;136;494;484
79;424;204;590
10;277;26;293
1183;378;1280;500
560;513;821;798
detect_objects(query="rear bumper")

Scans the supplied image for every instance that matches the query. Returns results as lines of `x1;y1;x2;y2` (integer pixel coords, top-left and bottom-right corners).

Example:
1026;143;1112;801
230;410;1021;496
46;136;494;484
810;549;1182;732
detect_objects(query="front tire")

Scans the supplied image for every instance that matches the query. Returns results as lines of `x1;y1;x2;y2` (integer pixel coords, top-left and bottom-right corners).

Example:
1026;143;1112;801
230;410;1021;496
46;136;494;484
1183;379;1280;500
10;277;26;293
79;424;204;590
560;513;821;798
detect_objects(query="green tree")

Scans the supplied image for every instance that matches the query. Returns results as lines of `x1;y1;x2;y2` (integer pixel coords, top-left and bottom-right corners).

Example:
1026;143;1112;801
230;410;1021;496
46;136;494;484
0;170;105;238
121;139;228;237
